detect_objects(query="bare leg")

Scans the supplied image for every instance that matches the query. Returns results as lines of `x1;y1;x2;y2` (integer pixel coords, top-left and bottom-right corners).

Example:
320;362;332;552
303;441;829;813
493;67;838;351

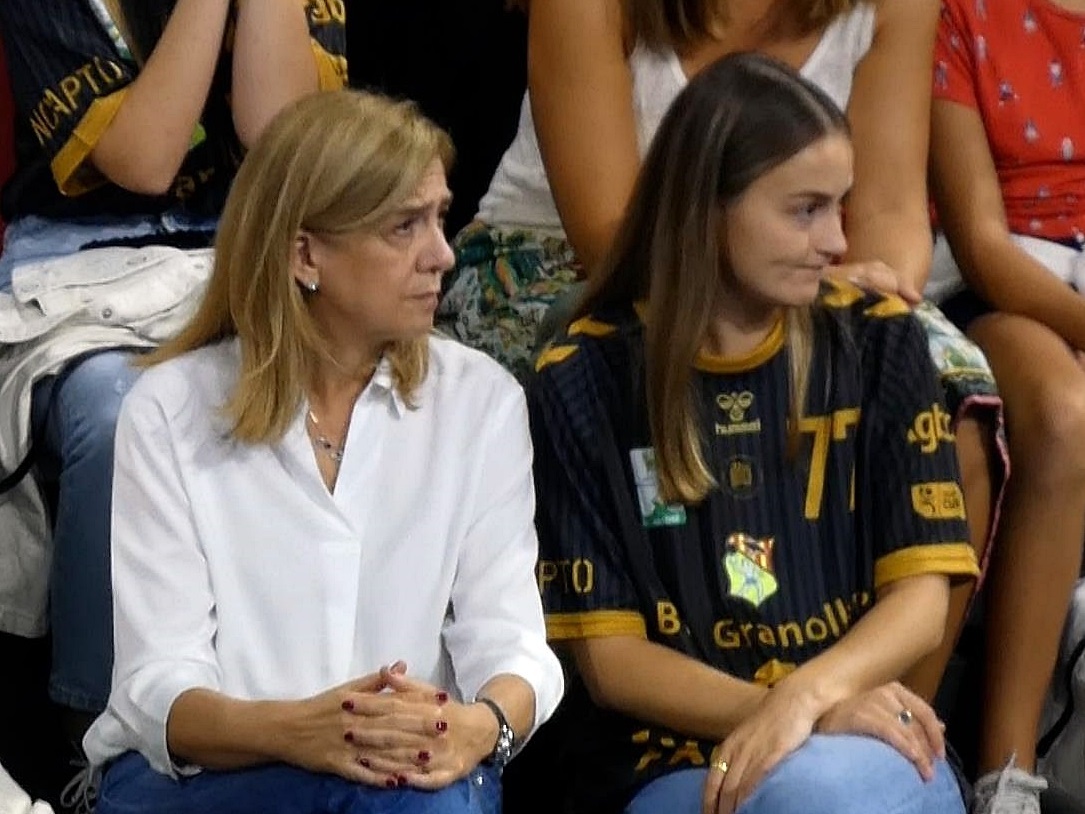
969;313;1085;773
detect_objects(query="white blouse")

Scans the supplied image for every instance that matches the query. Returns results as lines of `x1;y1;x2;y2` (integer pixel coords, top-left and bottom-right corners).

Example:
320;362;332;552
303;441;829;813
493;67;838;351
84;334;564;775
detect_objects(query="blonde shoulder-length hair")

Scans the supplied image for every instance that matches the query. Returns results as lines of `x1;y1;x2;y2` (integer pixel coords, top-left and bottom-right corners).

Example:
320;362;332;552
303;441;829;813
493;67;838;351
146;90;455;445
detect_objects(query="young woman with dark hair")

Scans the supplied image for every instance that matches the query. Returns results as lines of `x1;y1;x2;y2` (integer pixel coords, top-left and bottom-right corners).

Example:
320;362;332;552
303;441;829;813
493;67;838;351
437;0;1005;704
529;52;978;814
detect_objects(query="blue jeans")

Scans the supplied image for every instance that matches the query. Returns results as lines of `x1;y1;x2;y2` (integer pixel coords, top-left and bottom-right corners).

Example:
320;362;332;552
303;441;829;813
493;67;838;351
31;350;141;711
0;213;218;289
96;752;503;814
625;734;965;814
3;213;216;712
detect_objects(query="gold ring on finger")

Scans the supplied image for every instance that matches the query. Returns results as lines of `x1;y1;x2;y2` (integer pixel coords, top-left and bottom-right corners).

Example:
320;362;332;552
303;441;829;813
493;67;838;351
711;758;730;774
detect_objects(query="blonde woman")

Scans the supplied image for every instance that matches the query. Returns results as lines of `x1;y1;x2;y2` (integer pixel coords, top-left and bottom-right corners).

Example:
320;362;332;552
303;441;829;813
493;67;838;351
0;0;346;748
83;89;562;813
530;53;977;814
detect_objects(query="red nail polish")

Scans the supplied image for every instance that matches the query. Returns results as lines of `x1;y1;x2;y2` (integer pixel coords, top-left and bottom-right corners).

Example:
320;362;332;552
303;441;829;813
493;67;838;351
357;757;370;768
397;775;408;788
341;699;354;711
435;691;449;703
418;750;431;763
435;720;448;733
344;731;354;743
385;778;397;789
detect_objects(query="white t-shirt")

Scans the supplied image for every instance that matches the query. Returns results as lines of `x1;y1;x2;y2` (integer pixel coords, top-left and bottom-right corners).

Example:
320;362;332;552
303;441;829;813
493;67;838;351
84;334;564;775
477;2;876;232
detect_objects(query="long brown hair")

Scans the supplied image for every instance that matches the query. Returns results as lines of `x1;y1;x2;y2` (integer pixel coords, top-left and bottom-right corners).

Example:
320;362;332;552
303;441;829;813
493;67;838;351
578;52;849;504
146;90;455;445
626;0;863;50
509;0;863;51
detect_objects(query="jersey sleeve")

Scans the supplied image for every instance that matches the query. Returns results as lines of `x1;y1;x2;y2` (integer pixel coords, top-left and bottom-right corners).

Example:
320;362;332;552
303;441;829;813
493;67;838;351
528;351;648;642
0;1;137;197
933;0;979;108
858;309;979;590
304;0;348;90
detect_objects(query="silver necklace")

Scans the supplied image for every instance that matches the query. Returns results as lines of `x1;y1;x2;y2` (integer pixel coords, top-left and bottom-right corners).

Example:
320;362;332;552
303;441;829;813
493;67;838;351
307;409;346;463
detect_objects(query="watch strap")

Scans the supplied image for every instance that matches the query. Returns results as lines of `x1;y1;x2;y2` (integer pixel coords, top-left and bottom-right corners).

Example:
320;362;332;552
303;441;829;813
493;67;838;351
475;696;515;770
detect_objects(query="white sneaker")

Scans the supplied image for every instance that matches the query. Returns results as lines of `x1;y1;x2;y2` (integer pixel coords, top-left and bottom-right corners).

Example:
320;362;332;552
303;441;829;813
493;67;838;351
972;757;1047;814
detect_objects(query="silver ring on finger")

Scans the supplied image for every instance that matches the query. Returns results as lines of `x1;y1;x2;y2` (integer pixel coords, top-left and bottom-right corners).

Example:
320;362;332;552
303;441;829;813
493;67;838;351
897;708;914;726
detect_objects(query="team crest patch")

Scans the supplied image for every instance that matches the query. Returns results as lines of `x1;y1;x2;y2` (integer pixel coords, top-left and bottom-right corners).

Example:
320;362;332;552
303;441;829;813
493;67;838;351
723;455;760;499
723;532;778;607
629;447;687;528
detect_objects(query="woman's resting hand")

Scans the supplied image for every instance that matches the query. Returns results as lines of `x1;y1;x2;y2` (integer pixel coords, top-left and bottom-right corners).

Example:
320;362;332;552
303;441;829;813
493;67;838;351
349;667;499;790
814;681;945;781
826;261;922;304
701;685;821;814
276;668;402;785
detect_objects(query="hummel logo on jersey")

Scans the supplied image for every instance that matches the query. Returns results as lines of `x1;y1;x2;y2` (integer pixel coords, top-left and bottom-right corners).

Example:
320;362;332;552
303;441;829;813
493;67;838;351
715;391;762;436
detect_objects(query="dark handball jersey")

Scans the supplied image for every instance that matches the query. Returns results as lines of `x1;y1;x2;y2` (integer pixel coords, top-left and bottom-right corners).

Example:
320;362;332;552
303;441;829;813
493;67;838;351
528;281;980;814
0;0;348;222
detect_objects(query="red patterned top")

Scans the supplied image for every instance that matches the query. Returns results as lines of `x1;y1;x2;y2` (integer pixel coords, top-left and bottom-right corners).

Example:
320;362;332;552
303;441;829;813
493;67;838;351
934;0;1085;243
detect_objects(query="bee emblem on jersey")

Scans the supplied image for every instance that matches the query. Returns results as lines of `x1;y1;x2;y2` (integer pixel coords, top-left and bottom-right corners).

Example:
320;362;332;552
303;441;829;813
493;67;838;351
723;533;778;607
629;448;687;528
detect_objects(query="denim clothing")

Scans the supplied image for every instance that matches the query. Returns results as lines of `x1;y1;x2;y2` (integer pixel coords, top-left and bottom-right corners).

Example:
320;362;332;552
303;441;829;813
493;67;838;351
625;734;965;814
0;213;217;293
30;350;140;711
2;212;215;709
96;752;503;814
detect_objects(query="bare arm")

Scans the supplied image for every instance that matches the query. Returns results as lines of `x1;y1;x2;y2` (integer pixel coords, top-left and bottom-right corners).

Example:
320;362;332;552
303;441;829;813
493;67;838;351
777;573;949;715
474;674;536;748
90;0;231;194
168;689;313;770
571;572;945;744
842;0;939;294
231;0;325;148
569;636;768;741
169;672;493;788
528;0;640;272
931;100;1085;349
697;574;950;811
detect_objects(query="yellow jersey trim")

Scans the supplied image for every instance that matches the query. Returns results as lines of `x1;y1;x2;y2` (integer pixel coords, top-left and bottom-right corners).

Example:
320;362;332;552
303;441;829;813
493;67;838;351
535;344;579;372
695;317;785;374
545;610;648;641
820;278;865;309
864;295;911;319
311;41;348;91
753;659;797;687
52;89;127;197
874;543;979;589
568;316;617;338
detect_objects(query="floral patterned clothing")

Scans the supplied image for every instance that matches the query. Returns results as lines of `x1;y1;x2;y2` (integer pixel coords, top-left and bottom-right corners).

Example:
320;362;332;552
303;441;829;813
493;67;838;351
935;0;1085;243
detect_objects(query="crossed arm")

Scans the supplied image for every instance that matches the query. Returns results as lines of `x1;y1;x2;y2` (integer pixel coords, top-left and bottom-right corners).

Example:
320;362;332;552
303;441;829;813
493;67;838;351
91;0;323;195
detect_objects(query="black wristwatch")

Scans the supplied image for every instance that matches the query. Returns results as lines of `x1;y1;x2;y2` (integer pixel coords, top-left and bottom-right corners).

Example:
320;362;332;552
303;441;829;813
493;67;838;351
475;696;515;771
